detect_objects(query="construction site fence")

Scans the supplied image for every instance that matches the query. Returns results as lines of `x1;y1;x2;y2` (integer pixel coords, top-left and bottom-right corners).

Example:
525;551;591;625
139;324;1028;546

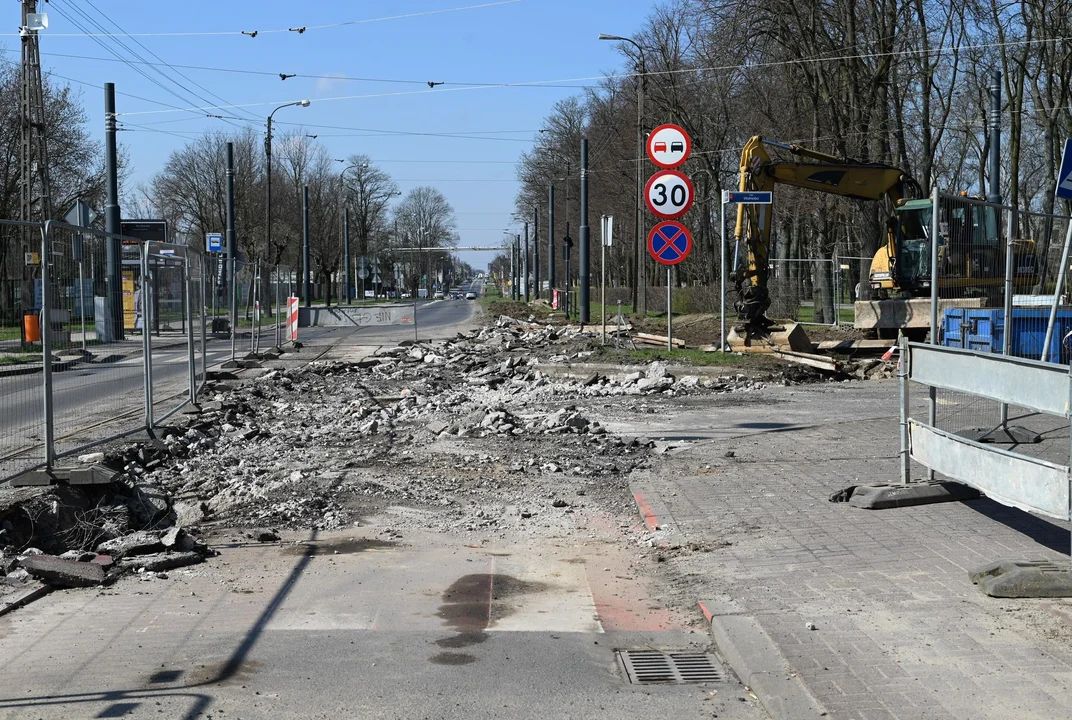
900;339;1072;594
0;220;213;483
921;192;1072;444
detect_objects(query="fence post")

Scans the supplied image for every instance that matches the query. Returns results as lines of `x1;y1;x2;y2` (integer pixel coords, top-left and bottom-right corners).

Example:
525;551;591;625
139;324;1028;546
142;243;154;430
926;189;941;482
1000;207;1017;426
899;335;910;486
40;222;55;471
185;255;196;404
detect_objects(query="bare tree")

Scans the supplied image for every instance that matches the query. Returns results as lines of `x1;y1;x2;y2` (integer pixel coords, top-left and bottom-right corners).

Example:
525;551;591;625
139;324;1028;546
393;187;458;296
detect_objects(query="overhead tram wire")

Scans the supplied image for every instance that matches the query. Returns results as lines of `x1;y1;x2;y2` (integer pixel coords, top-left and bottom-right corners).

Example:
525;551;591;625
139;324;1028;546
0;48;593;90
0;1;524;38
45;2;236;127
77;0;265;126
48;0;255;131
113;33;1072;119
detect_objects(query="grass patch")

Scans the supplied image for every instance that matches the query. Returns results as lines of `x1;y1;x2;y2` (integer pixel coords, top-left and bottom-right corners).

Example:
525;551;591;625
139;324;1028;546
795;305;855;324
597;346;764;367
0;353;38;365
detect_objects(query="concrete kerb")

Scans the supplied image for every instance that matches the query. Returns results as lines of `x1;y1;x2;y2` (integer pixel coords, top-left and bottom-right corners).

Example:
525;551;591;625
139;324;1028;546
699;600;829;720
630;483;825;717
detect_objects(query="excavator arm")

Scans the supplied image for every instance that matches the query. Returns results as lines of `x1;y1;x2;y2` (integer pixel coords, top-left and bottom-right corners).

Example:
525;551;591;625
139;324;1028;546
732;136;921;331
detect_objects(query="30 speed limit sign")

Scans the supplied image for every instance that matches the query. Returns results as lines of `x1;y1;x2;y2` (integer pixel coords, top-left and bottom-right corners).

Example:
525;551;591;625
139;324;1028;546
645;170;694;220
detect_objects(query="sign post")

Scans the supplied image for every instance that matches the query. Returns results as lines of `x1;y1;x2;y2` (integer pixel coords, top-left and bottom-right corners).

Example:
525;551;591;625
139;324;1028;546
648;221;693;349
600;215;613;344
720;190;774;352
643;123;696;351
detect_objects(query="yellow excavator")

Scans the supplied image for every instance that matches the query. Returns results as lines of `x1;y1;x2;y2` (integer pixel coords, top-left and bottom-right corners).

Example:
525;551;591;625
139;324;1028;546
730;136;1037;347
730;136;921;348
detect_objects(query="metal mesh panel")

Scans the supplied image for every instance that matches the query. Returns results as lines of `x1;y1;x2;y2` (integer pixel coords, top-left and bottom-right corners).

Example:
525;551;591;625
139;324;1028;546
46;225;152;462
767;258;839;325
925;195;1072;450
0;220;49;479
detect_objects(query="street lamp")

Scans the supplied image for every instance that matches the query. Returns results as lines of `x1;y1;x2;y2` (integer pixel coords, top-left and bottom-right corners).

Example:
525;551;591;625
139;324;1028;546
265;99;310;298
599;33;647;314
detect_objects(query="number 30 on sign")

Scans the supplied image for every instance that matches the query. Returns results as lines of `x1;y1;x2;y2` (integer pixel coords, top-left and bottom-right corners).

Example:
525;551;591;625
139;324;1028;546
645;170;695;220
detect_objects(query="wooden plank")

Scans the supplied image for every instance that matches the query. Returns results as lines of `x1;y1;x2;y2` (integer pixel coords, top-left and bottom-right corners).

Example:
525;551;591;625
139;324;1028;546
815;339;897;352
634;332;686;347
772;350;843;372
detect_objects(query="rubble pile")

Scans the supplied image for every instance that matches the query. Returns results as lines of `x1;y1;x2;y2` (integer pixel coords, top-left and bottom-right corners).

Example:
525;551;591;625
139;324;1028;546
0;481;213;595
2;313;838;587
110;317;834;532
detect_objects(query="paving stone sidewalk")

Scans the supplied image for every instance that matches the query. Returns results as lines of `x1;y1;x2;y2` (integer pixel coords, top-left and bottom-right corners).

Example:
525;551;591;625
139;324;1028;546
626;380;1072;720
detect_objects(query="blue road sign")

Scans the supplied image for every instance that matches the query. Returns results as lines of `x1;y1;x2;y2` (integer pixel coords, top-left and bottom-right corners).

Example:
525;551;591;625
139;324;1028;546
648;221;693;266
1057;139;1072;201
206;232;223;253
725;190;773;204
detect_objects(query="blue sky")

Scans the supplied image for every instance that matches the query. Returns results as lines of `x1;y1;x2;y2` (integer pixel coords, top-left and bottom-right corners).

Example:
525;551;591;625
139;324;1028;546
9;0;654;268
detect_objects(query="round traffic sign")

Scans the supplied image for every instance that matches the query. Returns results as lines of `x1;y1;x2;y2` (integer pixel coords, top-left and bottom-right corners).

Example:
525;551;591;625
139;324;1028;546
645;170;695;220
647;124;691;169
648;222;693;266
357;267;370;280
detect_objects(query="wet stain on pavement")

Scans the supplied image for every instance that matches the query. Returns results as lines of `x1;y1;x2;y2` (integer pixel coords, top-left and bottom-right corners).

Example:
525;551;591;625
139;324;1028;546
429;652;477;666
281;537;395;556
430;573;549;666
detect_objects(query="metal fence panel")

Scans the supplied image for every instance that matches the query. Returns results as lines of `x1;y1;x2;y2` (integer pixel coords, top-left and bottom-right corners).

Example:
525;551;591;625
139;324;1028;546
45;224;155;463
0;220;49;479
910;343;1069;416
908;420;1070;520
767;258;839;325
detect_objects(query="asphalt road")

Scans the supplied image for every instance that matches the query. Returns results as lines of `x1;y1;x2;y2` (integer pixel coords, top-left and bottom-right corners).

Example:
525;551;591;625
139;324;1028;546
0;528;762;720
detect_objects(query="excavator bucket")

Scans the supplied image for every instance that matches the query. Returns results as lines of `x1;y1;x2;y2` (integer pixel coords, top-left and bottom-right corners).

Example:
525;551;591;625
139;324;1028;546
726;322;812;353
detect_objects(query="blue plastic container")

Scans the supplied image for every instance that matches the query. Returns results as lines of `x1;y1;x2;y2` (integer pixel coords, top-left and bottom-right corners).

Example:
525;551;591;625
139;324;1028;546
942;307;1072;363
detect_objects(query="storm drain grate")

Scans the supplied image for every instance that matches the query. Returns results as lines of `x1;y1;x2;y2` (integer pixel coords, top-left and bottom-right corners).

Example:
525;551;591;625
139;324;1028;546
617;649;724;684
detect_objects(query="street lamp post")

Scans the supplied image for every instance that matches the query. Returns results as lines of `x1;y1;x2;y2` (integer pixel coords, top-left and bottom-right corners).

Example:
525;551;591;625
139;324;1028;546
265;99;310;297
598;34;646;315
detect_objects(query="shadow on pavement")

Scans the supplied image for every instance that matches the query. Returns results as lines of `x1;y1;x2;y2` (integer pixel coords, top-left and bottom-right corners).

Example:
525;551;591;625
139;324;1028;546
963;497;1070;555
0;531;319;719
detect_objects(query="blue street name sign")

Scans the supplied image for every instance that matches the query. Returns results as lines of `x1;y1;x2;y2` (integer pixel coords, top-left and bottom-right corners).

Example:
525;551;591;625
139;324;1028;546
724;191;773;204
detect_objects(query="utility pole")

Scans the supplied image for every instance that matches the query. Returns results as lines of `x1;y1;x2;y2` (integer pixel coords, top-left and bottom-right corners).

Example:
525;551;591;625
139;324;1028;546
523;221;530;302
533;206;540;301
225;142;236;359
103;82;122;341
302;185;311;307
548;186;555;296
563;223;573;318
988;70;1002;205
19;1;54;343
579;139;590;325
343;207;351;304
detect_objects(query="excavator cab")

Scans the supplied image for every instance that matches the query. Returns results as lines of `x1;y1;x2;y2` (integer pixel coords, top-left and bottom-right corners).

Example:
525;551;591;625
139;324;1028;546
887;198;1007;297
889;199;935;296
